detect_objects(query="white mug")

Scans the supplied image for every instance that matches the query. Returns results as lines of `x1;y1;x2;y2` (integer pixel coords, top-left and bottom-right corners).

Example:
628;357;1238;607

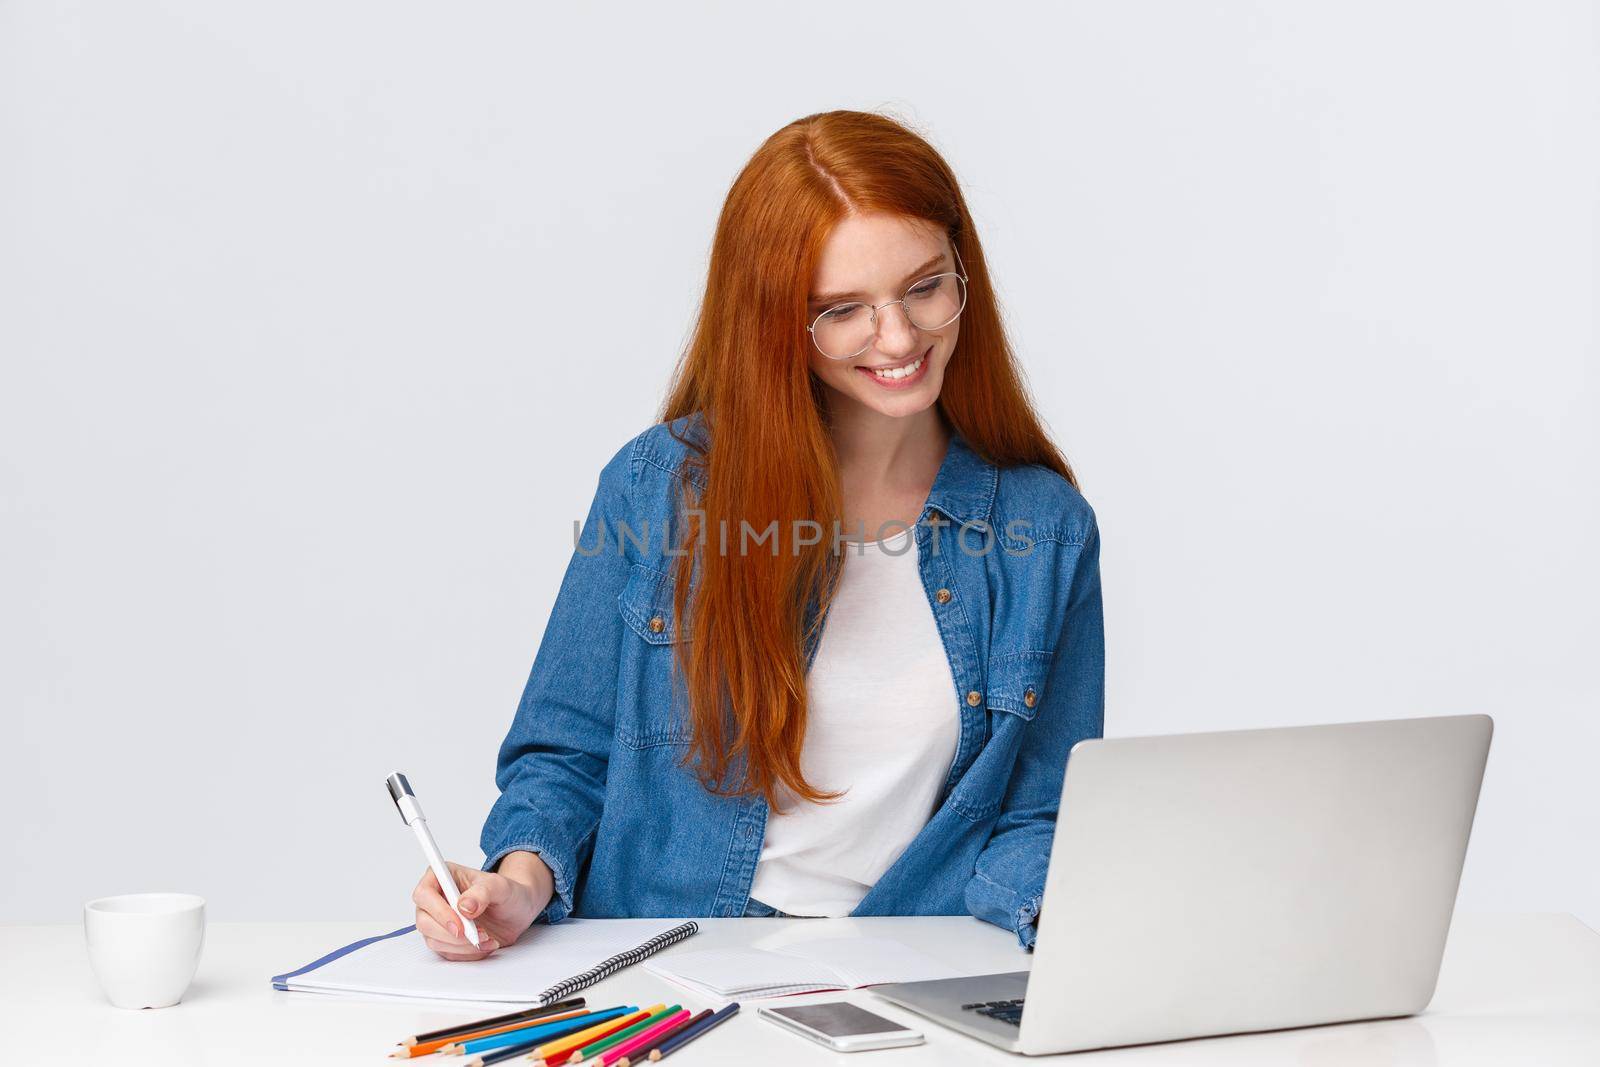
83;892;206;1009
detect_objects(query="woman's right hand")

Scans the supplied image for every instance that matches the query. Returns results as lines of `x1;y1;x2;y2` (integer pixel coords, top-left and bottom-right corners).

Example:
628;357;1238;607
413;851;555;961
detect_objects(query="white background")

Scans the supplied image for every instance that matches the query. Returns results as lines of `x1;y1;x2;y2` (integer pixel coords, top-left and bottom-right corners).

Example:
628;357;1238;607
3;2;1595;926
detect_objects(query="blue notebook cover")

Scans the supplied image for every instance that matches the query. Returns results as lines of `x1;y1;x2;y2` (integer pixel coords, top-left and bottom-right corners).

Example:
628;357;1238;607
270;920;699;1003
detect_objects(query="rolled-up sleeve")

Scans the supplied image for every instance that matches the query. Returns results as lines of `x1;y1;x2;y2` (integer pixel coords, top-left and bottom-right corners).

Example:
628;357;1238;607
479;437;637;925
965;515;1105;949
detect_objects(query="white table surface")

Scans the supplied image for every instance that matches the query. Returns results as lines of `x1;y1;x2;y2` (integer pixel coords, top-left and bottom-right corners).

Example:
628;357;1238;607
5;912;1598;1065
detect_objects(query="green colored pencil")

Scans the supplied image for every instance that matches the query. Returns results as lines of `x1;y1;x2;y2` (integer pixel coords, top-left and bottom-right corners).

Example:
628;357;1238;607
567;1005;681;1062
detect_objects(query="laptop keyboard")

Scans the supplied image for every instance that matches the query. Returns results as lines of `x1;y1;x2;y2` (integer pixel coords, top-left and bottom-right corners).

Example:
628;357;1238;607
962;998;1024;1026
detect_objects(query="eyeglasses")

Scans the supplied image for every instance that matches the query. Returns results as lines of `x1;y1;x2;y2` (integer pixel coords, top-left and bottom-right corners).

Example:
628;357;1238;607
807;246;969;360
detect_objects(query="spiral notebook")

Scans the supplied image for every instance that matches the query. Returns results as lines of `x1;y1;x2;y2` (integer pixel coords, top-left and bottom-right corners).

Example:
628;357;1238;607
271;918;698;1004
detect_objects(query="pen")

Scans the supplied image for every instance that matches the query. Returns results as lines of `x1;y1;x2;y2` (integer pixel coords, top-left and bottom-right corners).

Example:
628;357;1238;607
386;771;480;947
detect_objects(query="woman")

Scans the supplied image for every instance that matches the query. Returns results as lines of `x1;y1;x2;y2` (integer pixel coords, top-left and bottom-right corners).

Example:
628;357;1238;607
413;109;1104;960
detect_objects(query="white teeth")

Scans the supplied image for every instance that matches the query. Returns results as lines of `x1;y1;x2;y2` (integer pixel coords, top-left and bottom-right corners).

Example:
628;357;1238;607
871;354;924;380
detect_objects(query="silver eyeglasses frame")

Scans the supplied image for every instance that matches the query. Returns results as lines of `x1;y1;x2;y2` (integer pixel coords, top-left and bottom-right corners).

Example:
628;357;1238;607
806;245;970;361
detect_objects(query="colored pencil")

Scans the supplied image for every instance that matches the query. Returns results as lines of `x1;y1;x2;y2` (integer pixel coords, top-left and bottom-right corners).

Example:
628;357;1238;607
527;1007;655;1064
463;1033;564;1067
395;1008;592;1057
597;1009;690;1067
443;1008;634;1056
603;1012;698;1067
401;999;587;1046
566;1005;680;1062
646;1003;739;1061
627;1008;706;1059
631;1008;708;1060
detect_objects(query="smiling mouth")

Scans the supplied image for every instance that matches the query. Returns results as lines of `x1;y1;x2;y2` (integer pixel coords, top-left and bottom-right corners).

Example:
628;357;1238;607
860;344;932;381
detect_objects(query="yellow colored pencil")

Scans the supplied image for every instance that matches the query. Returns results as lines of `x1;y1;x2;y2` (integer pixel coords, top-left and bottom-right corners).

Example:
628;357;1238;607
526;1007;660;1065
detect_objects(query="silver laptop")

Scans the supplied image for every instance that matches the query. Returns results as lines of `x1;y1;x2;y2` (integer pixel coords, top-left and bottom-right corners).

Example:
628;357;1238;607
871;714;1492;1055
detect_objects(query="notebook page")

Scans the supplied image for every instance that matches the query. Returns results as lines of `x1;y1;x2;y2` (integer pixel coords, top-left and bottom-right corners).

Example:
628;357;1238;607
642;937;964;998
645;967;839;1002
642;947;846;997
285;918;689;1003
775;936;963;987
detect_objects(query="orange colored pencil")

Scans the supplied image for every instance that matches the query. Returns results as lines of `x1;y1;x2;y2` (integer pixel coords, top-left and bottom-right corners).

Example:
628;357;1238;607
527;1007;661;1065
389;1009;591;1058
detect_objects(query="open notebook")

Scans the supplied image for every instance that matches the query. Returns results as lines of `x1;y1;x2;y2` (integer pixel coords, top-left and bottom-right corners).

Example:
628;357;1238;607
643;936;962;1000
272;918;697;1004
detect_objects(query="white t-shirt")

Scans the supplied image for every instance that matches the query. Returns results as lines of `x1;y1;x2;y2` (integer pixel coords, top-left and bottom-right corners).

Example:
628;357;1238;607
747;525;961;916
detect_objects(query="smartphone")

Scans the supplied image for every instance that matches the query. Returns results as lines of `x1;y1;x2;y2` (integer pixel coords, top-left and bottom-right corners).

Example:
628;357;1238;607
757;1001;925;1052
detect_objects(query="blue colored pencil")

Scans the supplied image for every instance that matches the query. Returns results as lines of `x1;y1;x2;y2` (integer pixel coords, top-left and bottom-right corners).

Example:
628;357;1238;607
646;1003;739;1061
451;1006;636;1055
464;1032;566;1067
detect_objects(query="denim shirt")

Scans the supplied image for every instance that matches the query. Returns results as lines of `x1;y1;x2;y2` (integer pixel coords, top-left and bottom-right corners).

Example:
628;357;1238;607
480;412;1105;950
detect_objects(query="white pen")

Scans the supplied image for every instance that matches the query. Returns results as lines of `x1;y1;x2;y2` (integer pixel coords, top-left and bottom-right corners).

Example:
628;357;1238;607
385;771;481;947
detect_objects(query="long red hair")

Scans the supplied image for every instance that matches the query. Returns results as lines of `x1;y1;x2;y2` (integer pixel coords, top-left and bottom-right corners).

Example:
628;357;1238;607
658;109;1077;808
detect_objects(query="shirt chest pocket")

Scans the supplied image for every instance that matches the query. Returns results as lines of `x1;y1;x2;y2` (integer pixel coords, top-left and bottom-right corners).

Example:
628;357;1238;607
614;562;695;747
946;649;1053;821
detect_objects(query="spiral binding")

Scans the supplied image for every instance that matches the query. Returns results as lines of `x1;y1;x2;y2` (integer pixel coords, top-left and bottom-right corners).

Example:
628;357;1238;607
538;921;700;1004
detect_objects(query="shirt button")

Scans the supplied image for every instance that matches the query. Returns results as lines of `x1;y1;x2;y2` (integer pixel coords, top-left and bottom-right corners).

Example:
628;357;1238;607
966;689;983;707
1023;688;1037;708
935;588;952;604
648;615;665;633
